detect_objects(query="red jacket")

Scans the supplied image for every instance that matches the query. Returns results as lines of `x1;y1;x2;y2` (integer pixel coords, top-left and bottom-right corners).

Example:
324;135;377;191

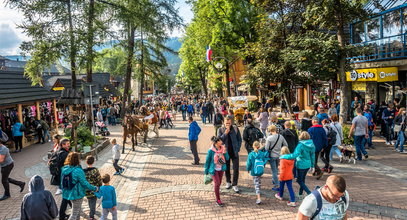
279;158;295;181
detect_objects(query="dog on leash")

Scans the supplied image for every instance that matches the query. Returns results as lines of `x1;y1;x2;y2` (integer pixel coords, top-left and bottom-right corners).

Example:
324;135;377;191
338;145;356;164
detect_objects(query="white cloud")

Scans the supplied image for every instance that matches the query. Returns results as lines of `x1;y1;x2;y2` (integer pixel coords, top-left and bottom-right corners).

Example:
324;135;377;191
0;2;27;55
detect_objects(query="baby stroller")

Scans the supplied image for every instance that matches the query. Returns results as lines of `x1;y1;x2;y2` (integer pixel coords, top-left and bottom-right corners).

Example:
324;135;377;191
95;121;110;136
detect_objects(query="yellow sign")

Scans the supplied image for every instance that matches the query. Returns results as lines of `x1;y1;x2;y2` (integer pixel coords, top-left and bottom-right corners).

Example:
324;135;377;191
352;82;366;91
52;87;65;91
346;67;398;82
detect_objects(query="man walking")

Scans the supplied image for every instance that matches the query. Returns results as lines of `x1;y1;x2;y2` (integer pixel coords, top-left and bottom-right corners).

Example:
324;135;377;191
280;121;299;153
218;117;242;193
297;175;349;220
242;118;263;153
181;102;187;121
307;117;327;179
349;108;369;160
188;117;201;165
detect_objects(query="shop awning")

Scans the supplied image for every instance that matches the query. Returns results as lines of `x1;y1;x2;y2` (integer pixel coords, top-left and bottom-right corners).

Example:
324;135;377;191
0;70;59;107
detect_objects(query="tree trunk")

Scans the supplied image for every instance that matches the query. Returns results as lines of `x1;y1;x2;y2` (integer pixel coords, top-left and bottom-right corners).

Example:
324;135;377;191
198;67;208;96
67;0;76;89
86;0;95;128
284;89;293;114
225;65;231;97
335;1;350;124
122;25;135;118
139;30;145;103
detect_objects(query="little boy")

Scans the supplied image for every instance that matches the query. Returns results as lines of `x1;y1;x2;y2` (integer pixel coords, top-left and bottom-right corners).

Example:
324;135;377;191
94;174;118;220
83;156;103;220
112;139;124;175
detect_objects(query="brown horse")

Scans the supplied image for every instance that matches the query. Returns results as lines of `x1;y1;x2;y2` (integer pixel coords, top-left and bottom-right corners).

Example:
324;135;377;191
122;114;148;153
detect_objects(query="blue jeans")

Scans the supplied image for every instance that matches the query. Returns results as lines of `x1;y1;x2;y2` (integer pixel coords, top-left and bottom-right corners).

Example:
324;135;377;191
201;114;207;124
354;135;368;160
362;129;373;148
43;130;50;142
279;180;295;202
395;130;405;152
269;157;279;188
182;111;187;121
296;168;310;195
330;145;342;161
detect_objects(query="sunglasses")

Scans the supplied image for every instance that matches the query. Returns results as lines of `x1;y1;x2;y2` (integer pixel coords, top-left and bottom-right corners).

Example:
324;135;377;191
325;185;344;200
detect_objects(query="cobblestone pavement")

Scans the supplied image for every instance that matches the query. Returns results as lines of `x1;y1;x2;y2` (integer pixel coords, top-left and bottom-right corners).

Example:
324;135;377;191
1;118;407;219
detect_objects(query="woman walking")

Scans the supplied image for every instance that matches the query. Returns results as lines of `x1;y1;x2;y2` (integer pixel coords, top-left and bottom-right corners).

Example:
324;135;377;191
280;131;315;199
0;132;25;201
329;115;344;161
204;136;229;207
11;119;24;153
257;108;269;137
61;152;98;220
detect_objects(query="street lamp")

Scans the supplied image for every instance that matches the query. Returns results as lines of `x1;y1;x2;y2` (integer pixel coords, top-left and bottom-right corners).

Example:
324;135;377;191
212;57;238;96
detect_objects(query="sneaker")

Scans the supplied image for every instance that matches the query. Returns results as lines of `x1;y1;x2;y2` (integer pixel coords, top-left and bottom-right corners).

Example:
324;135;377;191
400;151;407;154
119;168;125;174
328;166;334;174
391;141;394;145
113;171;120;175
225;182;232;189
55;189;62;195
287;202;297;207
339;156;343;163
233;185;240;193
395;149;400;152
216;200;224;207
386;142;390;145
275;193;283;201
316;171;324;180
364;154;369;159
297;194;304;200
256;199;262;205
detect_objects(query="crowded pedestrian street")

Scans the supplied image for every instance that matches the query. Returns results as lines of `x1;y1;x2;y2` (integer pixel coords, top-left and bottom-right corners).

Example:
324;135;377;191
1;116;406;220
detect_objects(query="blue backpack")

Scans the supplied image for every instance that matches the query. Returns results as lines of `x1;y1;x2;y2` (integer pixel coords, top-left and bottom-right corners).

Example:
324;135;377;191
253;158;266;176
311;186;347;220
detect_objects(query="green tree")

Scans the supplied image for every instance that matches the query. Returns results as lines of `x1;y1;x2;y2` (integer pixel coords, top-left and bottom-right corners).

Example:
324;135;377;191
304;0;368;122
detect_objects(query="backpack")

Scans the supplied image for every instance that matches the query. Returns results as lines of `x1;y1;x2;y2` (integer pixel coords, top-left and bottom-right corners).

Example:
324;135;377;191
253;158;265;176
215;114;223;125
19;124;26;132
48;152;60;176
62;171;76;190
311;187;347;220
249;127;264;144
326;126;337;146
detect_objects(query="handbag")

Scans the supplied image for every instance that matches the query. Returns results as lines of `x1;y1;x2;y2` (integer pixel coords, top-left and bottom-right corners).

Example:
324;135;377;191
204;174;213;185
394;124;402;133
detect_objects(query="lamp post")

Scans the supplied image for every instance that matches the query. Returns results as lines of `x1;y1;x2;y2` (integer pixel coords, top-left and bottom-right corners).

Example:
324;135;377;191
213;57;237;96
88;84;98;161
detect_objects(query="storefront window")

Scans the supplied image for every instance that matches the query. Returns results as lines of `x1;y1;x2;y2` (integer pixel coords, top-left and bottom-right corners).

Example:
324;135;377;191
366;18;381;41
383;9;402;37
352;22;365;43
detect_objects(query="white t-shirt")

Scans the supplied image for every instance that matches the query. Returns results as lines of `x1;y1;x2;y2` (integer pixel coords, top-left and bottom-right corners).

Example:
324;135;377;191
299;189;349;220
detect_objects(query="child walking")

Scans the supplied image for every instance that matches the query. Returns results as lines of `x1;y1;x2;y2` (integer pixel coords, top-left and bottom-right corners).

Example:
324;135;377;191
94;174;118;220
111;139;124;175
83;156;103;220
204;136;230;207
275;146;297;206
246;141;269;204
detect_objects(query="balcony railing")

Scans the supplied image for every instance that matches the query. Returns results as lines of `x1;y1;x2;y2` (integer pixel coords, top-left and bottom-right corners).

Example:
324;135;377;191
348;33;407;63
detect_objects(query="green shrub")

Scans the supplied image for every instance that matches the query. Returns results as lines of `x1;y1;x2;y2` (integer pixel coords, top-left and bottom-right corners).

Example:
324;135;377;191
77;126;95;147
248;101;258;112
341;124;354;145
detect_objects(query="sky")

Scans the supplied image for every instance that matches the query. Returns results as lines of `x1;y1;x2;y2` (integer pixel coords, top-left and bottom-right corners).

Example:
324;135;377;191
0;0;193;56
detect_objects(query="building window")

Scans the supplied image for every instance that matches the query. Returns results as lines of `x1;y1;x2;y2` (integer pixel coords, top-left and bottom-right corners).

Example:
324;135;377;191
366;17;381;41
352;22;365;43
383;9;401;37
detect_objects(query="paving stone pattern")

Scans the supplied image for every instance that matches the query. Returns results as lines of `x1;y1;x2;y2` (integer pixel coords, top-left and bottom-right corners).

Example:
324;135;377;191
2;119;407;219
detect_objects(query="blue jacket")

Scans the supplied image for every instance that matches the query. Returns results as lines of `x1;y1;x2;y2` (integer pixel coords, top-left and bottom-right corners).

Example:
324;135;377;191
364;112;373;126
204;147;230;175
382;108;395;124
61;166;97;201
188;121;201;141
307;125;327;152
94;185;117;209
12;122;23;137
317;113;329;125
280;139;316;169
246;150;269;176
180;104;187;112
218;125;242;154
187;104;194;113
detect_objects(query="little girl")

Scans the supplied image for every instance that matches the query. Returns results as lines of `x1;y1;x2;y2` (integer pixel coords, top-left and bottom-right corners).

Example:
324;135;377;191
275;146;296;207
204;136;229;207
246;141;269;204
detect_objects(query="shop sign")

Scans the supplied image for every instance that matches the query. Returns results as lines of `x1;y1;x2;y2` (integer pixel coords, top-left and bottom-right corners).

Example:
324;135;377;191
346;67;398;82
352;82;366;91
